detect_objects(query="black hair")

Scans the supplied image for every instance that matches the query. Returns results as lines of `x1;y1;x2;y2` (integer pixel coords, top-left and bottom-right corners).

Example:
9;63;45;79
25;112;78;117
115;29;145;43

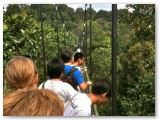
47;58;64;79
60;49;73;63
92;79;111;97
74;53;84;62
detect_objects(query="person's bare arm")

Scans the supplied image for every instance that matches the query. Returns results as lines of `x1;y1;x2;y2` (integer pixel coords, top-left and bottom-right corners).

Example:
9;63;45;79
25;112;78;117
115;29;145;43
79;81;92;91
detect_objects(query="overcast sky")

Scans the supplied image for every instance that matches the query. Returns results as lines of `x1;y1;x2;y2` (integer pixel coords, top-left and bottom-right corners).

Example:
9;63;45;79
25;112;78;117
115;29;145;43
67;4;126;11
3;4;126;12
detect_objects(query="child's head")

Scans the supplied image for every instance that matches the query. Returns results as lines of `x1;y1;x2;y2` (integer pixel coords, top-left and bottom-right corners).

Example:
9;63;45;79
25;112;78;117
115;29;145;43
60;49;73;63
73;48;84;65
47;58;64;79
5;56;38;90
92;79;111;104
3;89;64;116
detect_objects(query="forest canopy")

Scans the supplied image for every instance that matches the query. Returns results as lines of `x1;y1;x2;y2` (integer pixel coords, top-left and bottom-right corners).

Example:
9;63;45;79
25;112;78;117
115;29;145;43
3;4;155;116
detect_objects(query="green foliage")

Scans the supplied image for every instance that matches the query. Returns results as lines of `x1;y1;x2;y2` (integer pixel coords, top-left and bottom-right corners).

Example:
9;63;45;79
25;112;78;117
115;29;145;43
76;8;84;20
4;4;21;16
91;44;111;80
86;7;97;20
94;10;112;22
117;23;137;53
98;102;112;116
3;11;40;56
125;4;155;41
3;4;155;116
118;41;155;115
116;5;155;115
87;21;110;50
117;72;155;116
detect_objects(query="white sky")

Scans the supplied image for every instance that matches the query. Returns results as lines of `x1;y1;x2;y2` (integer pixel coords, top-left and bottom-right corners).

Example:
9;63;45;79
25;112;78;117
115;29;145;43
3;4;126;12
67;4;126;11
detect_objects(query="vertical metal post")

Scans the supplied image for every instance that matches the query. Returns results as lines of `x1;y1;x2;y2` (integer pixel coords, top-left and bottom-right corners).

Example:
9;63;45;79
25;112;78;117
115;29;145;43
89;4;92;80
3;6;5;13
56;4;59;57
112;4;117;116
83;18;85;54
68;32;71;48
89;4;99;116
85;4;88;64
63;23;66;49
40;4;46;80
70;37;72;50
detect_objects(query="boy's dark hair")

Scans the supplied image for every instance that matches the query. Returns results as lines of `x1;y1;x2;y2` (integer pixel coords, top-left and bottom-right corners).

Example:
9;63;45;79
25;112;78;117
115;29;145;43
92;79;111;97
60;49;73;63
74;53;84;62
47;58;64;79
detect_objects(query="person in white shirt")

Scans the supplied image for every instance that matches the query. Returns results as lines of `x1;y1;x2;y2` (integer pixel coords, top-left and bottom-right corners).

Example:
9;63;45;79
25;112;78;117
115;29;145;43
64;79;111;116
38;58;77;103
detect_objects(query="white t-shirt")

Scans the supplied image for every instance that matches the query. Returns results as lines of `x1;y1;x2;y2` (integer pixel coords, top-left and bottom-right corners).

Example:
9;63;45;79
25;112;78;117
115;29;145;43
64;93;92;116
38;80;77;103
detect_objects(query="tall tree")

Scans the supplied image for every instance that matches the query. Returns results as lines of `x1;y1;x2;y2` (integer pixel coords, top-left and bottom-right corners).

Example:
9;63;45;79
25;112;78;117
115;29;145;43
5;4;21;16
125;4;155;41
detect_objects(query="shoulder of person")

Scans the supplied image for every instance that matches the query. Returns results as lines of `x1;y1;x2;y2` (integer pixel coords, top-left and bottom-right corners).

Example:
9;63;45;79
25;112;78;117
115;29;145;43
38;80;49;89
61;81;72;87
72;93;86;99
61;82;77;95
73;68;81;74
65;65;72;68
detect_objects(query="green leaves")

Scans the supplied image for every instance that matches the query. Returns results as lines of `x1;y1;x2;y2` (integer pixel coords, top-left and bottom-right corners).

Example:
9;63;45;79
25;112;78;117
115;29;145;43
118;41;155;115
3;4;155;116
117;5;155;115
125;4;155;40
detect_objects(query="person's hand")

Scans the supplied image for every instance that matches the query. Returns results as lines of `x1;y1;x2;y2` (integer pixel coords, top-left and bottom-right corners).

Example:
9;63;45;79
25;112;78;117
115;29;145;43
86;81;92;85
81;67;87;73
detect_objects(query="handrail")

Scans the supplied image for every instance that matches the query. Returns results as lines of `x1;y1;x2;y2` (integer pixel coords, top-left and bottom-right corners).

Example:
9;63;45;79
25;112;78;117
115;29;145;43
83;62;99;116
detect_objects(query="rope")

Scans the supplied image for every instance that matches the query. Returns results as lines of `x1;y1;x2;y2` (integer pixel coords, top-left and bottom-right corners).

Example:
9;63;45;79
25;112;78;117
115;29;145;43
82;62;99;116
57;5;75;49
55;4;59;56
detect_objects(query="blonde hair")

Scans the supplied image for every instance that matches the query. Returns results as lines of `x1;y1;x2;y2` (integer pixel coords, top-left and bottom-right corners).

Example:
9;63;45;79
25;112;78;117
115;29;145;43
3;89;64;116
4;56;38;90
